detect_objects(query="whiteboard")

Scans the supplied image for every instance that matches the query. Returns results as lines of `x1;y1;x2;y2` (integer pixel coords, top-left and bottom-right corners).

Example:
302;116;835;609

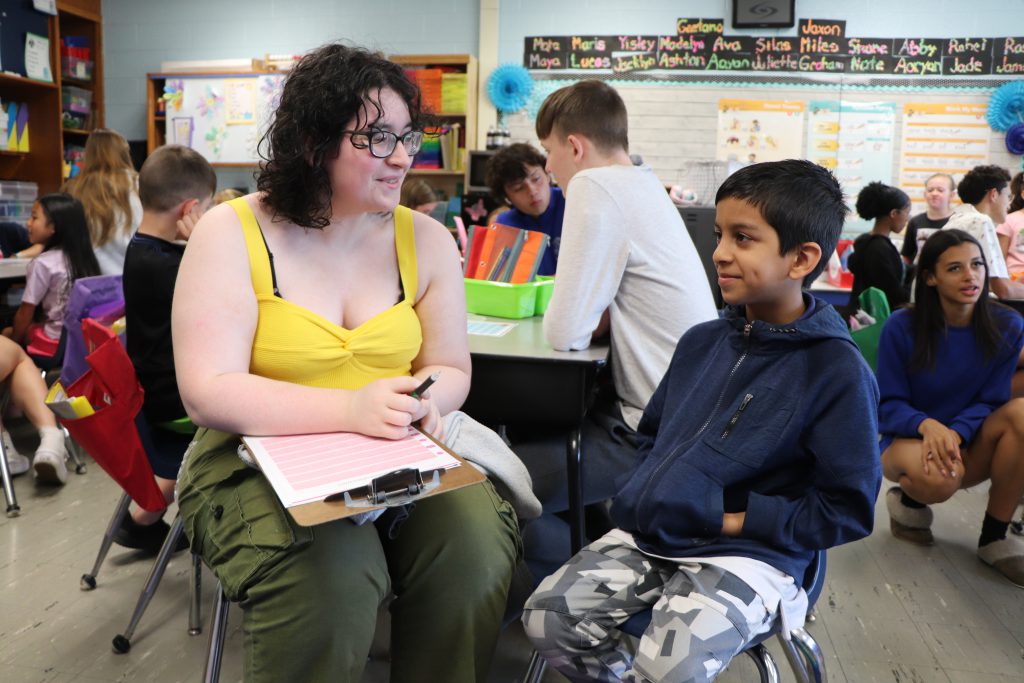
163;74;286;165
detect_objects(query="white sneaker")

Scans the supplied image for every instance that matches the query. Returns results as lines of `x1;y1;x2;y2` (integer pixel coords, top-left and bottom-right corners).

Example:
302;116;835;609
2;430;30;476
33;447;68;485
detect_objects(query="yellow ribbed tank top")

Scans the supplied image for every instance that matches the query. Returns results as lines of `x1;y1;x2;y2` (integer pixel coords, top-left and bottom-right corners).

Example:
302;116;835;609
227;198;422;390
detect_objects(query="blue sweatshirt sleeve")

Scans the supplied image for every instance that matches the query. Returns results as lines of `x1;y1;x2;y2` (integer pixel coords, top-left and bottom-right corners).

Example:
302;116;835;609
948;313;1024;443
876;313;929;437
742;348;882;550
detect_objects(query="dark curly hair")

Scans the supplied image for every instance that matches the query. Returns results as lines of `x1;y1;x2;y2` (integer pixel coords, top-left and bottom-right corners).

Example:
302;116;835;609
256;43;424;229
484;143;547;205
957;164;1010;205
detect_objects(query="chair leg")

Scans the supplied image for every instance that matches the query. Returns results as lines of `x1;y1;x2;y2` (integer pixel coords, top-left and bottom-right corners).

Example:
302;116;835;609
63;426;86;474
203;584;230;683
0;425;20;517
81;492;131;590
111;515;185;653
522;650;547;683
744;642;781;683
777;628;827;683
189;552;203;635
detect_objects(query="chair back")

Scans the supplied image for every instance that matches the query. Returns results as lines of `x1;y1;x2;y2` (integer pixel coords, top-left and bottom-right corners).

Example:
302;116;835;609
60;275;124;387
850;286;891;371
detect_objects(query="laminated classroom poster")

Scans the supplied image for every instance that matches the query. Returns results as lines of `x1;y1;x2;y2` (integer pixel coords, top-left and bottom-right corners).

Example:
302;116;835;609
224;79;257;125
898;102;989;216
716;99;805;164
808;101;897;235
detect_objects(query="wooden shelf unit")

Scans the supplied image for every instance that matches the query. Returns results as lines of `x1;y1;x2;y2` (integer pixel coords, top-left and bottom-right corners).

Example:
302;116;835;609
389;54;478;200
0;0;103;193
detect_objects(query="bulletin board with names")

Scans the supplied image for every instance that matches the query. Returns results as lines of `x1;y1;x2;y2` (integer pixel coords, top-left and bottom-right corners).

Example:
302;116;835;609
523;18;1024;77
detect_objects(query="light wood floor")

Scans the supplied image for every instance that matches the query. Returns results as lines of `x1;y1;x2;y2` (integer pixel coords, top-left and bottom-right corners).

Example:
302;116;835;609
2;425;1023;682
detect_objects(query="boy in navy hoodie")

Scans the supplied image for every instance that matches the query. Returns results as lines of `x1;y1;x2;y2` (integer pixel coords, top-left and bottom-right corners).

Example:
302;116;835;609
523;159;882;683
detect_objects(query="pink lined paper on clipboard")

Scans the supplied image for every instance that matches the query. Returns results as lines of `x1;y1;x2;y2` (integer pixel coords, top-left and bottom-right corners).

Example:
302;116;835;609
241;428;459;509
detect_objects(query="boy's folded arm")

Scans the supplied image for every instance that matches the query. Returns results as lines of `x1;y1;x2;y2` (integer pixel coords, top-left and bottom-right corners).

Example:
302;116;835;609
741;364;882;551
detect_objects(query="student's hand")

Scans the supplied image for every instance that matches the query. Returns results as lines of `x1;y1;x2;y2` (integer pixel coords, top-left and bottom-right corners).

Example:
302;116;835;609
722;512;745;536
917;418;962;478
176;202;204;241
414;391;445;442
348;376;424;440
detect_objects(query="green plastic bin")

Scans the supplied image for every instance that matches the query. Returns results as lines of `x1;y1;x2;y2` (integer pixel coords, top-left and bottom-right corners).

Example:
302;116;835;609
465;278;538;319
533;276;555;316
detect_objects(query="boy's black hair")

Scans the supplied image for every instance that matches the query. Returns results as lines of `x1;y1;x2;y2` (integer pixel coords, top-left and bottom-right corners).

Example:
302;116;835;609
855;181;909;220
36;193;101;282
484;143;547;205
139;145;217;212
912;228;1009;370
957;164;1011;205
257;43;427;230
715;159;847;284
535;80;629;153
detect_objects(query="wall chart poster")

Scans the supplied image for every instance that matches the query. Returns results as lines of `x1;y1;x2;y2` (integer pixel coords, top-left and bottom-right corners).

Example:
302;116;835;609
807;101;896;234
898;102;989;215
716;99;804;164
224;79;257;125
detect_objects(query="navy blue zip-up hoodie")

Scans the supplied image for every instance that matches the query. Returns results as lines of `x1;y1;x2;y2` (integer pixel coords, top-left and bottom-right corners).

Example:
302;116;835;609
610;295;882;582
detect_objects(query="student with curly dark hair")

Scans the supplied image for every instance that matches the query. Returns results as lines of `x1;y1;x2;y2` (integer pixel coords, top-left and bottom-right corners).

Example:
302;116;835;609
172;43;519;682
484;143;564;274
845;181;911;316
943;164;1021;298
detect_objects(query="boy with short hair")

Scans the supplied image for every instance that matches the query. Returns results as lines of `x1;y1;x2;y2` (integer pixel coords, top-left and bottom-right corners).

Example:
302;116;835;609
116;144;216;551
484;142;565;275
942;164;1021;298
523;159;882;683
514;82;716;544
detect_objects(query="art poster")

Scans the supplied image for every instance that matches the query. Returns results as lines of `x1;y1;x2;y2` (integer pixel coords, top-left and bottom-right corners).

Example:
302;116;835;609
808;101;897;234
716;99;804;164
171;117;194;147
224;79;256;125
898;102;989;215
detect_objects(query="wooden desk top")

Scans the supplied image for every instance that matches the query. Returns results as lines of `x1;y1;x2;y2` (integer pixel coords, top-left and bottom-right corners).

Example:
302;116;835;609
467;314;609;365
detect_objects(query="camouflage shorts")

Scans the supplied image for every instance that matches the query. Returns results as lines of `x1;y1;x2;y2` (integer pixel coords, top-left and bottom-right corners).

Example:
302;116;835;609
523;534;773;682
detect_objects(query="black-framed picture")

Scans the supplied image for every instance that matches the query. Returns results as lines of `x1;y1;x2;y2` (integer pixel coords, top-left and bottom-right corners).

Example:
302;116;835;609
732;0;796;28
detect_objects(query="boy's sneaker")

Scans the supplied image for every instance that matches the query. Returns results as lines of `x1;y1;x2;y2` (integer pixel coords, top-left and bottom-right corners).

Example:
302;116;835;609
33;446;68;485
885;486;934;546
978;536;1024;587
2;430;30;476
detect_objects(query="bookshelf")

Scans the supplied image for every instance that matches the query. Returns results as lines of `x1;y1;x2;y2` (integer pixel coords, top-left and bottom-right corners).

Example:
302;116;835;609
389;54;479;199
0;0;103;194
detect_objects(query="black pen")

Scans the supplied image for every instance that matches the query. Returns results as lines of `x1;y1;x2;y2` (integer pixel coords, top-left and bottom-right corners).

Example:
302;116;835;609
410;372;440;399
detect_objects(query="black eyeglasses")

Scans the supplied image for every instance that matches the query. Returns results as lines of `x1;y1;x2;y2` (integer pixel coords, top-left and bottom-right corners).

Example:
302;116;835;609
343;128;423;158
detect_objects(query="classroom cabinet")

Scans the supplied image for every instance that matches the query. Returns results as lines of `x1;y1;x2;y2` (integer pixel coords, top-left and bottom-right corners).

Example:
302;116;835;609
0;0;103;194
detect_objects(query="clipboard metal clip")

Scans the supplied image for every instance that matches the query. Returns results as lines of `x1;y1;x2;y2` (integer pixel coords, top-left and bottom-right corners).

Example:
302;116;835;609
340;468;442;508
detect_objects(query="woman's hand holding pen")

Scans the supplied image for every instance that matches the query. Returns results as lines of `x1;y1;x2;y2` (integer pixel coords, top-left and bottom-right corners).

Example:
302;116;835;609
349;376;427;440
917;418;962;479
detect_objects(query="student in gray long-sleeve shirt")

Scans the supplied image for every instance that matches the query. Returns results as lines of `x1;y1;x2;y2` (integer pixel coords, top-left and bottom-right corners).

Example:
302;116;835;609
512;80;717;565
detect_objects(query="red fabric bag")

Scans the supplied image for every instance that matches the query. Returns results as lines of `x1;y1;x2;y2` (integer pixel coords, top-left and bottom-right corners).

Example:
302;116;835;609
60;319;165;512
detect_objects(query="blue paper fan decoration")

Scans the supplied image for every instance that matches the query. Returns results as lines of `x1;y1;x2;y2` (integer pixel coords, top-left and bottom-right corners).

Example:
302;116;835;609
1006;123;1024;156
986;82;1024;132
487;64;534;114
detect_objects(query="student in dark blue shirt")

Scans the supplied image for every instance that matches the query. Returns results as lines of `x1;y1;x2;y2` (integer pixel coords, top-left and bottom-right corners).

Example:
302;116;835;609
879;228;1024;587
484;143;564;275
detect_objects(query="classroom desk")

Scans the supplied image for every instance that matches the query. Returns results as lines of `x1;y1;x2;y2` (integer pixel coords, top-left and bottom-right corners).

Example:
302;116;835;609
809;279;851;308
462;314;609;553
0;258;29;281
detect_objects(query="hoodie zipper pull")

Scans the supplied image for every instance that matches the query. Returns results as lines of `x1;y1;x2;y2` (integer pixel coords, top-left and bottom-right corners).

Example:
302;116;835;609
744;322;752;339
721;393;754;439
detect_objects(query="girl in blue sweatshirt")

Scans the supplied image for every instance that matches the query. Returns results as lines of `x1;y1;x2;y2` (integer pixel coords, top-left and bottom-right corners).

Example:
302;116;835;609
878;228;1024;587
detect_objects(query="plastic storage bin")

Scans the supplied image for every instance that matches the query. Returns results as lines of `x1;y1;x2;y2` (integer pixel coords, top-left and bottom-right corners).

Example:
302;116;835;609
62;86;93;129
533;276;554;316
464;278;543;319
61;56;94;81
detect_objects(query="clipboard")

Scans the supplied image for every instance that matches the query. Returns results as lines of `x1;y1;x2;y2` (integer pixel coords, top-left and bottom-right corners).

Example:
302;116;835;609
242;428;485;527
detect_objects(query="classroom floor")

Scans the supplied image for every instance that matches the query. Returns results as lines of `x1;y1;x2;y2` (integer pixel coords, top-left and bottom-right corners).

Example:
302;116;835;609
2;422;1024;683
